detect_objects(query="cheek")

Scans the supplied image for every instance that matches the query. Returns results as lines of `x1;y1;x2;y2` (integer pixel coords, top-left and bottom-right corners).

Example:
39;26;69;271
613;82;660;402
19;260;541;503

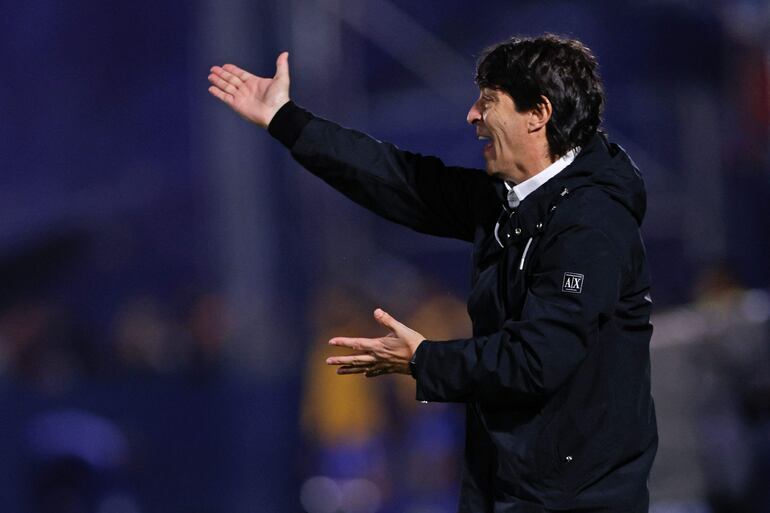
491;112;511;134
491;120;512;149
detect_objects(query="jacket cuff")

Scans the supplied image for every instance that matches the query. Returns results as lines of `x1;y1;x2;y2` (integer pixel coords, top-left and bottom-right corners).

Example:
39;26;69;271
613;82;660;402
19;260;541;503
409;340;427;379
412;340;432;401
267;101;313;148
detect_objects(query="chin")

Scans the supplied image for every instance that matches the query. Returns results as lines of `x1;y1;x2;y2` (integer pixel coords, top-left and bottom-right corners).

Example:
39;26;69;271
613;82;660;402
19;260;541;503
485;165;505;180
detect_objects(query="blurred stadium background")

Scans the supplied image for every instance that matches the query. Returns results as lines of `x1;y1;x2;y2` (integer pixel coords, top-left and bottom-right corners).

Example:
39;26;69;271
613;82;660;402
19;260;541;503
1;0;769;512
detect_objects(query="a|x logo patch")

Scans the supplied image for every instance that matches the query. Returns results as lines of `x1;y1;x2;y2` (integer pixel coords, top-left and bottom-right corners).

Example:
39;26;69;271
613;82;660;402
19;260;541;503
562;272;584;294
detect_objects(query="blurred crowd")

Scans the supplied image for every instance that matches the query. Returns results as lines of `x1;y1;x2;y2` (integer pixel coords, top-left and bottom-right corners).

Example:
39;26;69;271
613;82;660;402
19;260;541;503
0;288;228;392
650;266;770;513
0;234;234;513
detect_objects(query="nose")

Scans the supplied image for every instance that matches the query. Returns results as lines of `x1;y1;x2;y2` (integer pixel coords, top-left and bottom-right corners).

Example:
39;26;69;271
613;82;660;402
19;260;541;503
467;97;482;125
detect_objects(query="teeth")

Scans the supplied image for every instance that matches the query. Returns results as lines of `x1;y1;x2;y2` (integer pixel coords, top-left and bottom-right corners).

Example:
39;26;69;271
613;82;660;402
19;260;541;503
477;136;490;141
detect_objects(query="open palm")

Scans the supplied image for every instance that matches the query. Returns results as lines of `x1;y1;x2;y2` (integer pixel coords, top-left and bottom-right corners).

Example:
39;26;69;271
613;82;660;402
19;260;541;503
208;51;291;128
326;309;425;378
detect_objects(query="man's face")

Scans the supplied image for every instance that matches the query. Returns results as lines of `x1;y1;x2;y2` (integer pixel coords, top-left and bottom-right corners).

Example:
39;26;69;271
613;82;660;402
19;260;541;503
466;87;531;182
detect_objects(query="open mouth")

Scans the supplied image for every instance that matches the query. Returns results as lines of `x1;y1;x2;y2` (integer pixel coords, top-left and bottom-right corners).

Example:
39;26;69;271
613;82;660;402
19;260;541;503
478;135;493;155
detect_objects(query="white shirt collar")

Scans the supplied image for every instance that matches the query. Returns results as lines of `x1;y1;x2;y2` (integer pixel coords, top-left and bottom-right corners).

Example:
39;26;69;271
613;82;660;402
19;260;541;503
504;147;580;208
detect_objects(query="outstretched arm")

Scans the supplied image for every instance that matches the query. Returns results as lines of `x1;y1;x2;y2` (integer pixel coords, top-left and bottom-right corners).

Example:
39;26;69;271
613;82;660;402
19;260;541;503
208;51;291;128
207;52;494;242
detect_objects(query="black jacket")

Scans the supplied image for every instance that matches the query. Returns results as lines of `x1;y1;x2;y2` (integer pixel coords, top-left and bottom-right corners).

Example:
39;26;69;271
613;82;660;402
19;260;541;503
269;102;658;513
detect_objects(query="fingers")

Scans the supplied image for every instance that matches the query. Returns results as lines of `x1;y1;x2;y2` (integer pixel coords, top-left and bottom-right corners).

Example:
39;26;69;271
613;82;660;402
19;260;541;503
329;337;378;351
365;367;390;378
214;57;282;82
336;365;368;375
211;66;246;87
207;86;233;104
274;51;290;81
221;63;255;81
373;308;404;332
337;364;392;377
326;354;376;366
208;72;240;96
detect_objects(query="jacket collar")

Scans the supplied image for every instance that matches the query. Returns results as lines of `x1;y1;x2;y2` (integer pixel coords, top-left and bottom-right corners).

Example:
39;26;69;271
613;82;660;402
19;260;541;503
504;147;580;209
494;135;610;245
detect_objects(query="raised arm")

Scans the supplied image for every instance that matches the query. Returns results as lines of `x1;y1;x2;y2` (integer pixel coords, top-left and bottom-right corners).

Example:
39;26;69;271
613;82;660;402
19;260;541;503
208;53;496;242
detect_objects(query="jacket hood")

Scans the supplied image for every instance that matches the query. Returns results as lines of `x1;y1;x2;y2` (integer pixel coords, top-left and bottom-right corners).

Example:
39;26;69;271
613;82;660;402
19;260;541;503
561;133;648;226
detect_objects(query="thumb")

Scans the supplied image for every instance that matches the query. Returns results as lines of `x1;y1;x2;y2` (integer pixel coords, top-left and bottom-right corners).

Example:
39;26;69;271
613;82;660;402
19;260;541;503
274;51;290;81
374;308;404;332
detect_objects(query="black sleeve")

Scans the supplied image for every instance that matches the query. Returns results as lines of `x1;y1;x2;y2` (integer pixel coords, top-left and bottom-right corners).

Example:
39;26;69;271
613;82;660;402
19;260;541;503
268;101;313;147
411;224;622;402
268;102;491;242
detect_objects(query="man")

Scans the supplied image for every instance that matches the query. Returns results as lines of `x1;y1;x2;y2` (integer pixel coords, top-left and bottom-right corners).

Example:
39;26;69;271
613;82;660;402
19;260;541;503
208;34;657;513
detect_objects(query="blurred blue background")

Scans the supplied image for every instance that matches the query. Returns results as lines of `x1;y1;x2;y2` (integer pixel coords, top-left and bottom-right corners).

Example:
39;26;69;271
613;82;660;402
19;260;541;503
1;1;769;512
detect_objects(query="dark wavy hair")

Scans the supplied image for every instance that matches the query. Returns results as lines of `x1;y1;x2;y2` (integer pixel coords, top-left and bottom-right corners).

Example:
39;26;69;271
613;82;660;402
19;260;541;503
475;34;604;159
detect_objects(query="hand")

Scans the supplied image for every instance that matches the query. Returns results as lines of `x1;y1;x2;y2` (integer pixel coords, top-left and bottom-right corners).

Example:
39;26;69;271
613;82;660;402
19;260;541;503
326;308;425;378
208;51;291;128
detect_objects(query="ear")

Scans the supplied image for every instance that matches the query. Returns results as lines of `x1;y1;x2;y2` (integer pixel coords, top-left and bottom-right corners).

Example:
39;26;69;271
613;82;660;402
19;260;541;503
527;95;552;132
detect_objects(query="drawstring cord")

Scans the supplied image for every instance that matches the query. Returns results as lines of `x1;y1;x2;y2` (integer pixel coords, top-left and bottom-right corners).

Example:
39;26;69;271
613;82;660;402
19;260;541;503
519;237;533;270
